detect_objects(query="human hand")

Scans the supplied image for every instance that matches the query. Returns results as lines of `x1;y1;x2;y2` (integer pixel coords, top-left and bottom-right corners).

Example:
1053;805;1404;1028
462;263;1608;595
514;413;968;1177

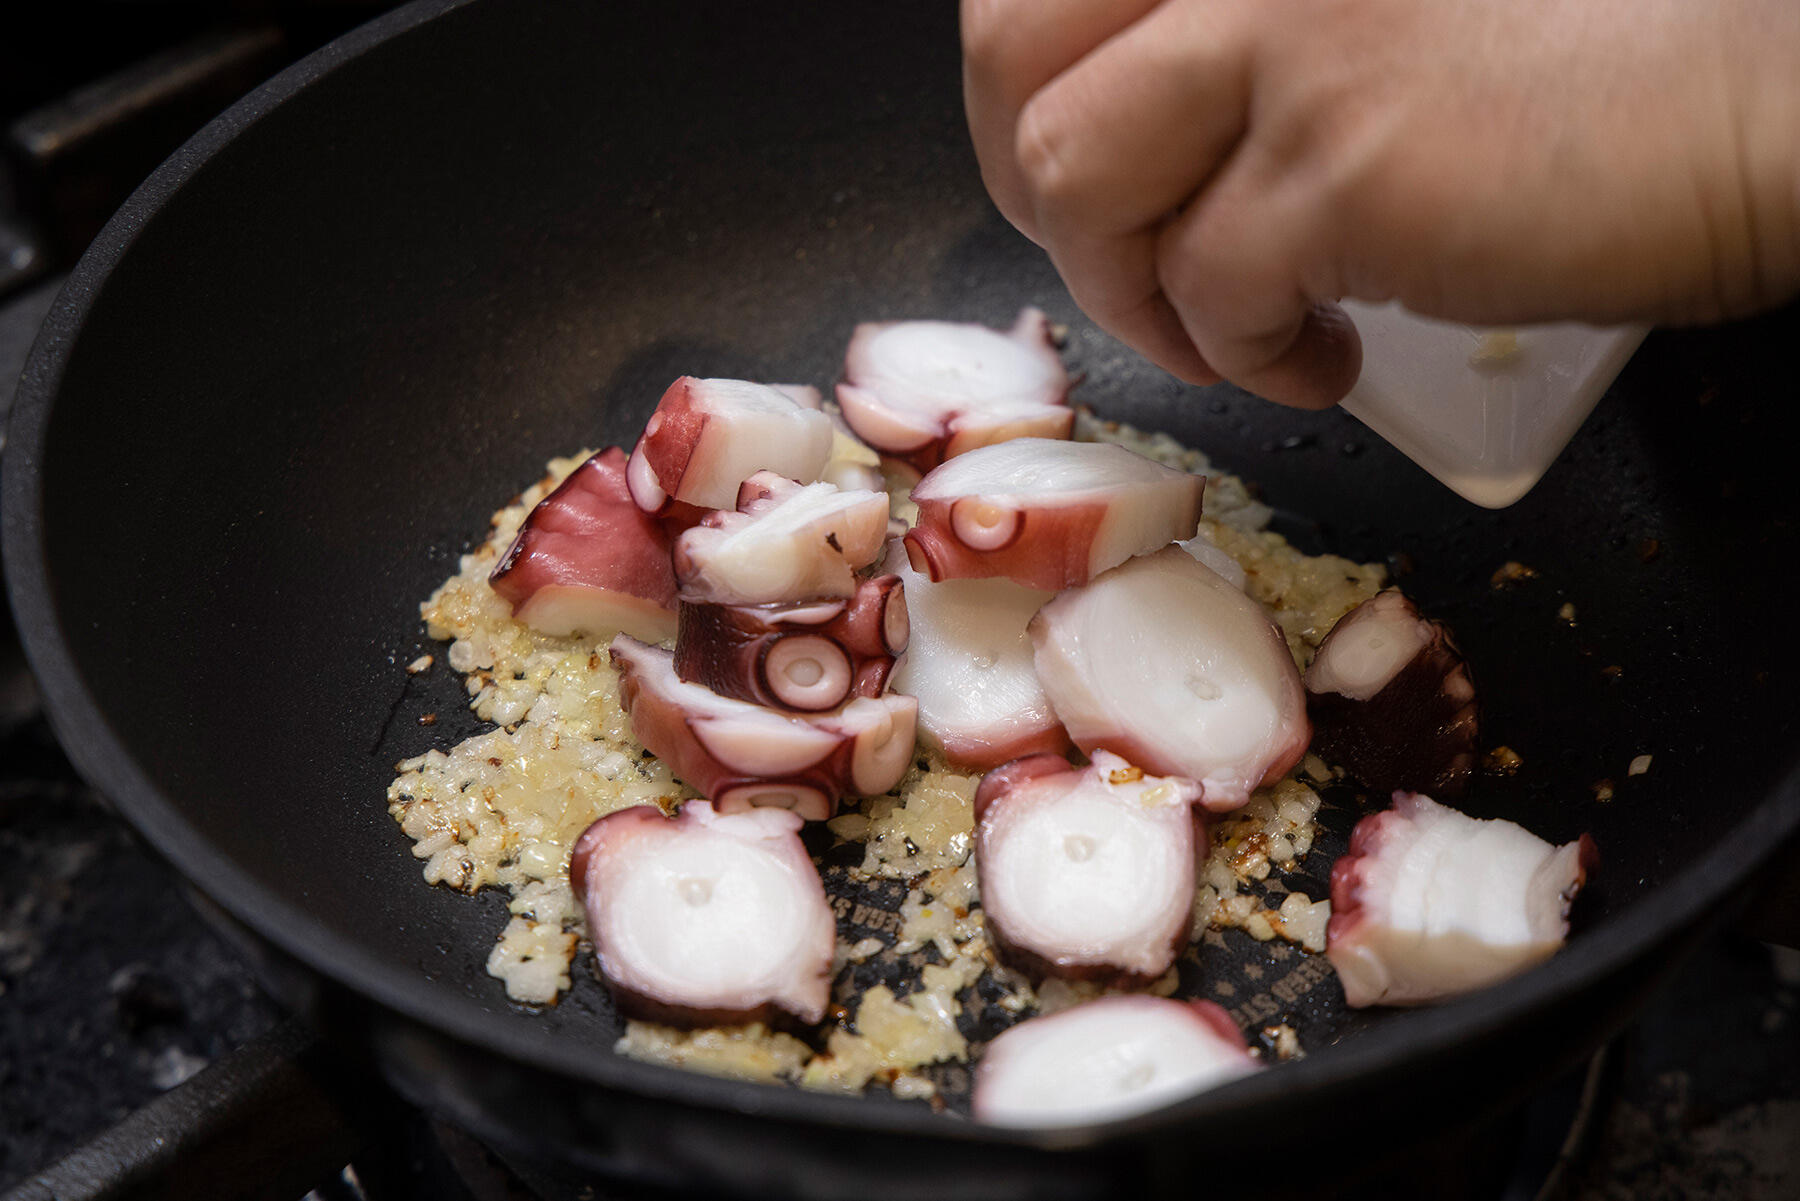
963;0;1800;408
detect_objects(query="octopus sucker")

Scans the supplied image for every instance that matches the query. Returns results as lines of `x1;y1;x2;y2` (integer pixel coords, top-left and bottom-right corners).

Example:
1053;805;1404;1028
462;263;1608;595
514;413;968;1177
626;377;834;512
610;635;917;822
673;472;891;605
487;447;679;643
903;438;1205;591
835;309;1073;476
1030;547;1310;812
1303;589;1480;798
570;801;836;1027
1326;792;1598;1007
971;996;1259;1127
974;751;1202;985
673;575;907;712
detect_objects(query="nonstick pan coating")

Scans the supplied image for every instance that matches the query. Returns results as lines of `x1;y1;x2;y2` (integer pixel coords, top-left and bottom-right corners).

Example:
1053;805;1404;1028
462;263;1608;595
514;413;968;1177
6;0;1800;1192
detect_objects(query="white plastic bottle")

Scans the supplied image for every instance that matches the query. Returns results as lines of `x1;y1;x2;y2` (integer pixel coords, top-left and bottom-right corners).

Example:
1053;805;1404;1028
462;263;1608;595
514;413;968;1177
1337;301;1647;508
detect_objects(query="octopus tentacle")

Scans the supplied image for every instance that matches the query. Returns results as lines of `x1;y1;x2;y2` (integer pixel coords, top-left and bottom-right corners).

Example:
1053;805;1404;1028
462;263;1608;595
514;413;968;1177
673;472;890;604
972;996;1259;1128
890;553;1072;770
626;377;833;512
624;435;711;534
611;635;917;822
975;750;1202;985
1029;547;1309;811
836;309;1073;476
569;801;836;1027
903;438;1205;591
488;447;678;642
1304;590;1480;798
673;575;908;712
1327;792;1597;1007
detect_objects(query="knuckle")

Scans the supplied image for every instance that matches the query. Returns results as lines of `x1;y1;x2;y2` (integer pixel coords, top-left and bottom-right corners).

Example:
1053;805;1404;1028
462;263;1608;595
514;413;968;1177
1155;230;1217;315
1013;94;1082;209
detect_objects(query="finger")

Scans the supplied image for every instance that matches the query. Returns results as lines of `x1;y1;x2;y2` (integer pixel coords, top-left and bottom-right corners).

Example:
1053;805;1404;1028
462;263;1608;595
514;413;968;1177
1014;0;1252;241
1001;0;1252;386
961;0;1163;239
1044;227;1220;385
1156;158;1362;409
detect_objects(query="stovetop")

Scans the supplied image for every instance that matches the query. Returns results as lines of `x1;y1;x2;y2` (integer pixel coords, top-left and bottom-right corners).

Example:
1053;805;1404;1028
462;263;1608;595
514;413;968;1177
1;9;1797;1199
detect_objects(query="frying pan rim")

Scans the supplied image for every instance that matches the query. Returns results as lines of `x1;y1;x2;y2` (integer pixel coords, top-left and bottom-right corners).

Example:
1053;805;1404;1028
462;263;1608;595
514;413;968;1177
5;0;1799;1153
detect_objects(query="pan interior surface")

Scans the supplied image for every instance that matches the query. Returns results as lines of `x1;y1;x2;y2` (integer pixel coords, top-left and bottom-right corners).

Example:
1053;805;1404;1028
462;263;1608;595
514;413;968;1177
8;0;1800;1162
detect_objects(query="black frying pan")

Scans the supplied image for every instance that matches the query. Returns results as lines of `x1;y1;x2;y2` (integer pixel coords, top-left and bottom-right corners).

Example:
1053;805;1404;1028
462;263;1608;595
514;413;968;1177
5;1;1799;1196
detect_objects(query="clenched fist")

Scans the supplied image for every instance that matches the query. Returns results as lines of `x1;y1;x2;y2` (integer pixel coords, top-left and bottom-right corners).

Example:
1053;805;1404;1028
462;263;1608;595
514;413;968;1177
963;0;1800;407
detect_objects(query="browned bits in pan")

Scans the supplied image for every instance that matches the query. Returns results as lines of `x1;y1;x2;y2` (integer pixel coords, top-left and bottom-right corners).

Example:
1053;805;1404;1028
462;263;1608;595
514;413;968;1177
1490;560;1540;588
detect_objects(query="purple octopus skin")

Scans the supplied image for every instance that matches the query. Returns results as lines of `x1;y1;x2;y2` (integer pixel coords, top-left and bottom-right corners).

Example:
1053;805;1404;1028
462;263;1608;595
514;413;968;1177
610;635;917;822
1328;792;1599;1008
625;376;833;515
673;472;891;605
888;549;1073;770
902;438;1205;592
974;750;1202;986
971;995;1258;1128
674;574;909;712
1303;589;1480;799
569;801;836;1027
1029;547;1310;812
488;447;679;643
835;309;1074;477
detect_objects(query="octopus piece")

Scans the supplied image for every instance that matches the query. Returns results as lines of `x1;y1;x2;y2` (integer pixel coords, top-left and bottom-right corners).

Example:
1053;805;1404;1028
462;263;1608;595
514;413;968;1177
819;416;889;495
487;447;678;643
974;751;1202;984
768;383;824;411
569;801;836;1027
836;309;1073;476
625;377;834;513
673;472;891;605
674;574;908;712
903;438;1205;592
1327;792;1598;1008
1303;590;1480;798
1030;547;1310;812
888;554;1071;769
610;635;917;822
972;996;1259;1128
622;453;710;536
1178;528;1249;592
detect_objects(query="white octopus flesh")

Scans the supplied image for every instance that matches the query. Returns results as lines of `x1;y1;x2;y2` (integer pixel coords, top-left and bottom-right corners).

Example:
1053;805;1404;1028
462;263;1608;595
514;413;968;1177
887;551;1070;770
570;801;836;1026
975;750;1203;984
835;309;1072;477
626;376;832;514
1030;546;1310;811
1327;792;1597;1007
673;472;890;605
972;996;1259;1127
